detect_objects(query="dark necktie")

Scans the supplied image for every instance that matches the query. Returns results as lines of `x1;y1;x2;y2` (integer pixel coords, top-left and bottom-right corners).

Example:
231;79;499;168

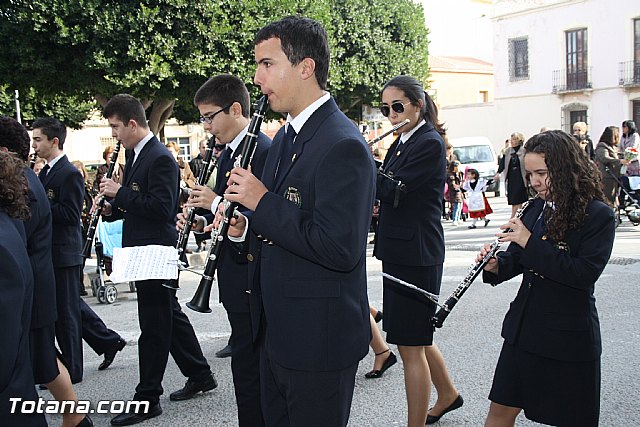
39;164;50;180
276;125;296;183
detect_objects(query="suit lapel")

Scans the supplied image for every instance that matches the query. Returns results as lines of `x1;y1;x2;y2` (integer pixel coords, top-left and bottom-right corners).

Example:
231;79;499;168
383;123;434;172
262;128;284;192
272;98;339;192
124;137;156;185
41;155;67;188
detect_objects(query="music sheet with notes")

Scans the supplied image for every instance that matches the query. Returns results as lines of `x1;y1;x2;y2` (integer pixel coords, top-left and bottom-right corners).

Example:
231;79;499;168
110;245;178;283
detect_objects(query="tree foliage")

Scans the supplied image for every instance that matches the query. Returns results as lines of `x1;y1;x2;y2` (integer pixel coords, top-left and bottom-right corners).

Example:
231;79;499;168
0;0;428;132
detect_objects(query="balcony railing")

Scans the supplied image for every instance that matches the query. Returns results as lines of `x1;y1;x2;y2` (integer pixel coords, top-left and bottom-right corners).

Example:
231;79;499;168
552;67;592;93
619;61;640;87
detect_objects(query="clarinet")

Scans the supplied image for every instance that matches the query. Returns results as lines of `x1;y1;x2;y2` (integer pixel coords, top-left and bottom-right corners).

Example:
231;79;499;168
162;136;220;289
431;197;537;329
81;141;122;258
186;95;268;313
29;153;37;169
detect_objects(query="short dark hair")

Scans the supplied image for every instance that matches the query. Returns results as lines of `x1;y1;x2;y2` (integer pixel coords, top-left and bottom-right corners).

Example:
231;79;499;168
194;74;251;118
103;94;149;129
382;75;446;136
32;117;67;150
255;16;330;90
622;120;637;136
0;116;31;161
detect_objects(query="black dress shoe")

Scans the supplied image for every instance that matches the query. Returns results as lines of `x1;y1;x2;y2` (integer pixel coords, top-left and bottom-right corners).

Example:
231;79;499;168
99;338;126;371
215;343;232;358
169;375;217;401
76;414;93;426
425;394;463;425
111;402;161;426
364;350;397;379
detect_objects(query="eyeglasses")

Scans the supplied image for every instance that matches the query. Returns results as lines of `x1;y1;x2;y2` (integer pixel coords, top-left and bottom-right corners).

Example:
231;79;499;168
199;104;232;124
380;101;412;117
213;143;226;151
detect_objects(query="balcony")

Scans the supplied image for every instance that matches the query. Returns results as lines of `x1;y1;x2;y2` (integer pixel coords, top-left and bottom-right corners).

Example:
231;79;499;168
552;67;592;94
619;61;640;87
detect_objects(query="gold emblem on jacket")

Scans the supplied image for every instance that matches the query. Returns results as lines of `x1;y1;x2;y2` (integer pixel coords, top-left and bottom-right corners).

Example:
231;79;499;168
284;187;302;208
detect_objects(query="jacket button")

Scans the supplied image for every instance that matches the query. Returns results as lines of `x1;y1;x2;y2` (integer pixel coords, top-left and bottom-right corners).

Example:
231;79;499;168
247;254;254;262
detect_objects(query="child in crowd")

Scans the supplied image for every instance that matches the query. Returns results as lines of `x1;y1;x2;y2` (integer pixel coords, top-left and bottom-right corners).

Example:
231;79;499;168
462;168;493;229
447;161;464;225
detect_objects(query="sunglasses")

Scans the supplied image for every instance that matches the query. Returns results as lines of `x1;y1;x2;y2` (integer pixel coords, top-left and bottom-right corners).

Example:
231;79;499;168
380;101;412;117
199;104;232;124
213;143;226;151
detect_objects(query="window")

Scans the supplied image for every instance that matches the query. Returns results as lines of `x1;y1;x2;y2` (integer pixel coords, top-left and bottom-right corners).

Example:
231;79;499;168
166;137;191;161
509;37;529;81
565;29;588;90
561;103;588;133
569;111;587;131
479;91;489;103
634;100;640;128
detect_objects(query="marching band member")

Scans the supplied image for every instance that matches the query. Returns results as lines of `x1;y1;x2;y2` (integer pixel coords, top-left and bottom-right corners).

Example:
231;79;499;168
480;130;615;427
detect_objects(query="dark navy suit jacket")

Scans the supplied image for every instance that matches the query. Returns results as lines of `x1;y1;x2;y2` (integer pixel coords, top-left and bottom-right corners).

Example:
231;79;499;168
0;212;44;426
483;198;615;361
107;136;179;247
23;168;57;328
373;123;446;266
208;132;271;313
246;97;376;372
40;155;84;268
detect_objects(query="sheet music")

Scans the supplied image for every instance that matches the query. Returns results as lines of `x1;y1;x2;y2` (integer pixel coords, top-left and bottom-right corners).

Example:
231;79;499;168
110;245;178;283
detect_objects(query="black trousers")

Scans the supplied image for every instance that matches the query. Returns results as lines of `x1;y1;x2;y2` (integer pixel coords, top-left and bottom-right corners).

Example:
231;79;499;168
133;280;211;404
227;311;263;427
80;298;121;356
54;265;83;384
260;336;358;427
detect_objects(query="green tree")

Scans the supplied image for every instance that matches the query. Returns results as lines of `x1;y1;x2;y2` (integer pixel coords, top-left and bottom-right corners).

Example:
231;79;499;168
0;0;428;132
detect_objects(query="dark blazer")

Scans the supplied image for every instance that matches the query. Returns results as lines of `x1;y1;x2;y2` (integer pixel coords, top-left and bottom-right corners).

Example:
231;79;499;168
483;198;615;361
23;168;57;328
39;155;84;268
207;132;271;313
246;97;376;371
107;136;179;247
0;212;44;426
374;123;446;266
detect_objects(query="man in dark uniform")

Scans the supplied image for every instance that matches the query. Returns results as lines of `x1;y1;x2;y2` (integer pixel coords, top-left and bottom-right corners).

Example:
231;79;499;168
99;94;216;426
32;117;86;384
221;17;376;426
180;74;271;426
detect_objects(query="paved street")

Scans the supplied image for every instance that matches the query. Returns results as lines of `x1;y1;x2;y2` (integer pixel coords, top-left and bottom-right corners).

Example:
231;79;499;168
42;196;640;426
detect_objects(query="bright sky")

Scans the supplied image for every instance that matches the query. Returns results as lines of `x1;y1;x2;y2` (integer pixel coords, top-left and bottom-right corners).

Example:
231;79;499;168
422;0;494;62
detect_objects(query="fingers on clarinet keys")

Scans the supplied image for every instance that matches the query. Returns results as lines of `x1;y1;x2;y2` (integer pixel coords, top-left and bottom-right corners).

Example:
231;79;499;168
364;350;397;379
425;394;464;425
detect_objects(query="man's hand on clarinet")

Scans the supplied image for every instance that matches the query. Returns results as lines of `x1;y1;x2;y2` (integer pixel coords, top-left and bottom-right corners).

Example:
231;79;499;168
185;185;216;210
224;167;267;211
208;201;246;237
176;209;205;233
99;176;121;199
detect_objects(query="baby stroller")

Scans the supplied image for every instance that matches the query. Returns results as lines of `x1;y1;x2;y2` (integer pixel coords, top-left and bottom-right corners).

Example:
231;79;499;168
90;219;136;303
605;167;640;226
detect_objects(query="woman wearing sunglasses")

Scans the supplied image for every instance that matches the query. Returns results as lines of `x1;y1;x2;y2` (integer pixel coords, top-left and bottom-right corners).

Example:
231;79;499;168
373;75;462;426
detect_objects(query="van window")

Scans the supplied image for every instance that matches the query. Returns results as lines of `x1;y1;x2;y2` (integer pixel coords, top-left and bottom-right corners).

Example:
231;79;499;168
453;145;494;164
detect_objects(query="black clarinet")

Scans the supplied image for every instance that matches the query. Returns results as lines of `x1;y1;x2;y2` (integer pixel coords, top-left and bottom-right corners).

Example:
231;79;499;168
163;136;220;289
29;153;37;169
187;95;268;313
81;141;122;258
432;197;536;329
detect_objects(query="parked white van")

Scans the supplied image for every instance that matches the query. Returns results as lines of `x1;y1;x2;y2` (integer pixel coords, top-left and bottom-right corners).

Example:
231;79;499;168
450;136;501;196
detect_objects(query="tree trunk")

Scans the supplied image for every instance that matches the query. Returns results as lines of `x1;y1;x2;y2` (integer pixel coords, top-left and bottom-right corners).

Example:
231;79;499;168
147;98;175;137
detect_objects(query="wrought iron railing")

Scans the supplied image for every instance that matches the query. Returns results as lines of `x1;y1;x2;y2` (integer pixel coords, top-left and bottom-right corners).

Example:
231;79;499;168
618;61;640;86
552;67;592;93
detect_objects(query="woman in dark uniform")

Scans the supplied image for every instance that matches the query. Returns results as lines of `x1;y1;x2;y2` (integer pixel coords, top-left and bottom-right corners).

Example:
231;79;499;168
495;132;528;218
479;130;615;427
374;75;462;427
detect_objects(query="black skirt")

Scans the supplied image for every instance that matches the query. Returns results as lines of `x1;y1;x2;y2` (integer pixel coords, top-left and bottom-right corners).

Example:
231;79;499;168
30;324;60;384
382;262;443;346
489;342;600;427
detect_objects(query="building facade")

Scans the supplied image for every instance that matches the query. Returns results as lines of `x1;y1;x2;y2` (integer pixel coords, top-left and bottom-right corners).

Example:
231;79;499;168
440;0;640;150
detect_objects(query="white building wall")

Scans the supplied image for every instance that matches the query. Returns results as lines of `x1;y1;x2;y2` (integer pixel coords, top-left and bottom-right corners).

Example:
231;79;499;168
441;0;640;146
